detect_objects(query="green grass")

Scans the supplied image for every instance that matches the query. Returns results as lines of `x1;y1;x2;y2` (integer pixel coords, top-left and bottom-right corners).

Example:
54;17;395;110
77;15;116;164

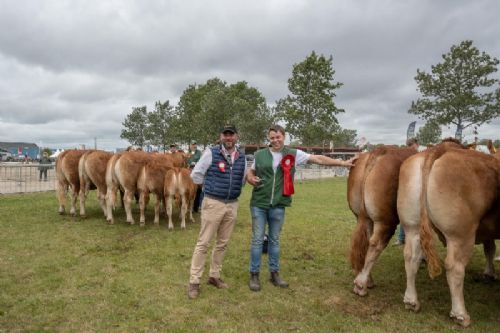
1;178;499;332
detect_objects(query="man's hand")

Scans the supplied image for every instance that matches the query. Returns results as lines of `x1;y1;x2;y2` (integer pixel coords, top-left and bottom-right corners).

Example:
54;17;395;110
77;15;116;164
343;154;359;167
246;174;261;187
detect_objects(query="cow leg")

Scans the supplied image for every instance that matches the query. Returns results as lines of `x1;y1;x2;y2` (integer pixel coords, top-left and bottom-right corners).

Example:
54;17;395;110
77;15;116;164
153;194;161;225
79;178;90;218
482;239;496;280
445;237;474;327
180;193;187;229
165;194;174;230
69;184;80;216
124;190;135;224
56;181;68;214
105;184;118;224
403;224;424;312
97;190;107;218
139;191;148;227
353;221;395;296
189;194;195;223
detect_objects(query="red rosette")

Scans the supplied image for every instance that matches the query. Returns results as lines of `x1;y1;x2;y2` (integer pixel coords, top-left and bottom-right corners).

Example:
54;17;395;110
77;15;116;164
280;154;295;196
218;161;226;173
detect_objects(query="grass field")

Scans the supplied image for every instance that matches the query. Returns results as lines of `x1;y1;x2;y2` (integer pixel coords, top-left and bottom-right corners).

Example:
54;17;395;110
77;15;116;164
1;178;499;332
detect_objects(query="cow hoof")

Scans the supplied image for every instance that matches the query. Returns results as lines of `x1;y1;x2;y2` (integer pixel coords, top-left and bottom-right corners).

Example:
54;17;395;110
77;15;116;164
404;300;420;312
353;283;368;297
140;223;145;227
80;214;87;219
450;312;471;327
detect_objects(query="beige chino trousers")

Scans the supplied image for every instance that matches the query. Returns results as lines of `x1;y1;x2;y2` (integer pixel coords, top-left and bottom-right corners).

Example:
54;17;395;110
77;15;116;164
189;196;239;284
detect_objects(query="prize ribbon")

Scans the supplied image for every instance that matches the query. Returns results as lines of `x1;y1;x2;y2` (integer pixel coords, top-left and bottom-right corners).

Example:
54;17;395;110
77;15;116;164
280;154;295;196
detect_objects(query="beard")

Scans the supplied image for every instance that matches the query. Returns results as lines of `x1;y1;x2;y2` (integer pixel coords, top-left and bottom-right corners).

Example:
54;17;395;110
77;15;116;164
223;140;235;150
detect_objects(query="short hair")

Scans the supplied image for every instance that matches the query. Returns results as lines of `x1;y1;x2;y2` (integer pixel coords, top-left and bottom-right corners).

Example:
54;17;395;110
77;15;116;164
268;124;285;136
406;138;418;146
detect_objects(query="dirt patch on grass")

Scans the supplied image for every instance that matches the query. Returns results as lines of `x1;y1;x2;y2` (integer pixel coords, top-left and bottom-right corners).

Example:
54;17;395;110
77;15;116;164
323;294;388;320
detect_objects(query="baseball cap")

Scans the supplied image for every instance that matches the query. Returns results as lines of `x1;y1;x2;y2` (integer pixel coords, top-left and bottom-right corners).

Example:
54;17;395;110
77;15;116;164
220;125;238;134
190;140;197;145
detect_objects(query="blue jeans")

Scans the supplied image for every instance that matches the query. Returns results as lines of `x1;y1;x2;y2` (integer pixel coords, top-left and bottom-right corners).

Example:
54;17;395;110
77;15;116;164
249;206;285;273
398;225;405;243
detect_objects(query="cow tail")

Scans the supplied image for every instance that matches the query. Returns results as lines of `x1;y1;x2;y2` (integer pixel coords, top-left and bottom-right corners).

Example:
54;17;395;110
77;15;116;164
349;148;384;273
350;211;370;274
419;147;445;279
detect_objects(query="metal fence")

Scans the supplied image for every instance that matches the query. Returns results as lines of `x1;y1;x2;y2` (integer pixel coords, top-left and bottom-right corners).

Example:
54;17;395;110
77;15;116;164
0;163;348;194
0;163;55;194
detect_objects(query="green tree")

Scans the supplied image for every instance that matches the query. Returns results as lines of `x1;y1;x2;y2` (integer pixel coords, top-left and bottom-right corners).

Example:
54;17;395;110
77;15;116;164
176;78;272;146
415;121;442;145
226;81;275;145
120;106;148;148
276;51;344;146
146;100;175;152
409;40;500;141
331;126;357;147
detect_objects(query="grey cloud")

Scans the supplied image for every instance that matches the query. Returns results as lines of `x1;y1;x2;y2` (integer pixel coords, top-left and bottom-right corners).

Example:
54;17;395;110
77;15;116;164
0;0;499;149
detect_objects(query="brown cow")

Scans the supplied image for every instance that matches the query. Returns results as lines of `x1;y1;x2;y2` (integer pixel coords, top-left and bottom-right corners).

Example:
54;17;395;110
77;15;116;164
348;146;417;296
137;156;174;226
164;167;197;229
397;145;500;327
168;151;189;167
105;152;124;223
79;150;113;217
56;149;89;215
108;151;154;224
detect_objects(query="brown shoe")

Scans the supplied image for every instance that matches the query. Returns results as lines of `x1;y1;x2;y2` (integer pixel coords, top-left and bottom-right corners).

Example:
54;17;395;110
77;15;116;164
208;277;229;289
188;283;200;299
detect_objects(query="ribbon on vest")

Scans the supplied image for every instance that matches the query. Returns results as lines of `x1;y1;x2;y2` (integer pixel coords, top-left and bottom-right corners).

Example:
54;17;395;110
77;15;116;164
218;161;226;173
281;154;295;196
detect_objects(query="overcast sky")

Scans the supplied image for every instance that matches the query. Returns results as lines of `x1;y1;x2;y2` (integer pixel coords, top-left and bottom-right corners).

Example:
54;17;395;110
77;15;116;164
1;0;499;151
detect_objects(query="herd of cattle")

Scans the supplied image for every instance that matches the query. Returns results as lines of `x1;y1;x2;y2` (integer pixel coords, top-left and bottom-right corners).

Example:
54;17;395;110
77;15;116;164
55;149;197;229
348;139;500;327
53;141;500;327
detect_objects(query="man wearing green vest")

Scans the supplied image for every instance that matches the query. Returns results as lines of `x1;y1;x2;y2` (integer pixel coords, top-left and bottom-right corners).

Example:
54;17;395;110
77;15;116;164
246;124;358;291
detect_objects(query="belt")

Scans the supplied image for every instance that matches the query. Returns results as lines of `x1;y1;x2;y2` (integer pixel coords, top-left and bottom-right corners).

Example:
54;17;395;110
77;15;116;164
204;194;238;204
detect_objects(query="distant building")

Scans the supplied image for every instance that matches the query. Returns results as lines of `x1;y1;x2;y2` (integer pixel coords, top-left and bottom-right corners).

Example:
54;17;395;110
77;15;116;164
0;142;39;160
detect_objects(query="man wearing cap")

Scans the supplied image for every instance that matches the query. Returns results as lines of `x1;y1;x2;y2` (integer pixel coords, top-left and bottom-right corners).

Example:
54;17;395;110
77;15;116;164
187;140;203;212
187;141;201;167
187;124;247;299
168;144;177;154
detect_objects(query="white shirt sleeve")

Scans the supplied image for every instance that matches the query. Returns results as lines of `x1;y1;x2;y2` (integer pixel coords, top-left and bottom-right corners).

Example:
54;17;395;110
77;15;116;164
190;148;212;184
295;149;310;166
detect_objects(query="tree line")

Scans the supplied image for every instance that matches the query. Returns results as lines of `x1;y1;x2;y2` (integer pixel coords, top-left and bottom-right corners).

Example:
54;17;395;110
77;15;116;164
122;40;500;150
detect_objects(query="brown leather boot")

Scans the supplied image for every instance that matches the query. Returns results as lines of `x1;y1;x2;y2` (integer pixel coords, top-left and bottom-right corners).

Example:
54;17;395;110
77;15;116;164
188;283;200;299
270;271;289;288
249;272;261;292
208;277;229;289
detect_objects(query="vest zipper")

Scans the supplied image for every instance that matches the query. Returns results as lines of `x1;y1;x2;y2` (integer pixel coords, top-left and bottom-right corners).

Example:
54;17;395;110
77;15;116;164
227;165;233;201
270;169;276;205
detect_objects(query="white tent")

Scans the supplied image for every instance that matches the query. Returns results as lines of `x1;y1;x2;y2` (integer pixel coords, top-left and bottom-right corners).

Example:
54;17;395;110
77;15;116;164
50;149;63;159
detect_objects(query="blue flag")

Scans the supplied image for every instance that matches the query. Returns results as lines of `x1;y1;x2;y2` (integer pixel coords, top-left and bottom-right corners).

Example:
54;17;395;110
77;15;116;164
406;121;416;139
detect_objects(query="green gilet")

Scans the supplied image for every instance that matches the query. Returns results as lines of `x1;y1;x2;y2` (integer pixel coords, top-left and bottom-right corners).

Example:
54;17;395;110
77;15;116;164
250;147;297;208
